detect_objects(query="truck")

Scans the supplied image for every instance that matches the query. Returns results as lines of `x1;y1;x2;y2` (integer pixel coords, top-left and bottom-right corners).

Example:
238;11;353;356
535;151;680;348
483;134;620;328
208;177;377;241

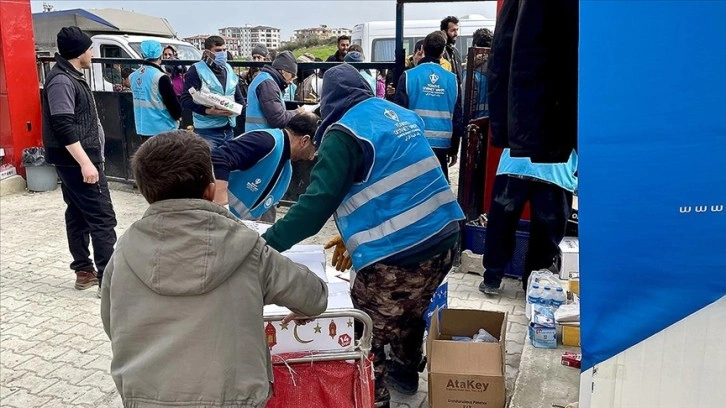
33;8;201;91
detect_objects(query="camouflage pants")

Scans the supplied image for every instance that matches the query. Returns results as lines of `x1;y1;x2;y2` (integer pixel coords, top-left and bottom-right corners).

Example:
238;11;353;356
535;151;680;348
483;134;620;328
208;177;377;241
351;248;454;405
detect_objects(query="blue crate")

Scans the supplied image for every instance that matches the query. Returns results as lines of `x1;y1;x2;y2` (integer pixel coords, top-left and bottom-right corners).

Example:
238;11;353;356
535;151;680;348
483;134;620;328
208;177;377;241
464;221;530;278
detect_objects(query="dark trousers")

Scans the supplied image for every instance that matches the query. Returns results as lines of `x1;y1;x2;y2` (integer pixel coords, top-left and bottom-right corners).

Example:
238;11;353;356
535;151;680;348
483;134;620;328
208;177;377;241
433;148;449;181
483;175;572;289
351;249;453;404
56;165;118;283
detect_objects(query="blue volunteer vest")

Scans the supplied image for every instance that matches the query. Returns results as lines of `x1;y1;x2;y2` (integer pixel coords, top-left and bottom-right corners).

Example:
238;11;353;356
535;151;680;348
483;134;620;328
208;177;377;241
497;148;579;192
283;83;297;101
404;62;458;149
328;98;465;271
246;72;285;132
227;129;293;220
130;65;178;136
192;61;238;129
463;69;489;119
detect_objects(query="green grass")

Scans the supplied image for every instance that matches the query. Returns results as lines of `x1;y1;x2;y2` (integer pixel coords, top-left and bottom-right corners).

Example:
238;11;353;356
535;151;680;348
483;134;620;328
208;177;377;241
292;45;337;61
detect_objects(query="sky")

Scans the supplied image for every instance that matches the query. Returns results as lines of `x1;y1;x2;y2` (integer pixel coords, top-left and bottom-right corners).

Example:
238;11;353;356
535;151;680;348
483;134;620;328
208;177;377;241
30;1;497;40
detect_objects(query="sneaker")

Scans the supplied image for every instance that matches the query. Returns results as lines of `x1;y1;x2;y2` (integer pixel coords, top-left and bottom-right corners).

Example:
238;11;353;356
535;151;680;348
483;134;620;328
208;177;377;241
386;361;419;395
478;280;502;295
96;286;102;299
74;271;98;290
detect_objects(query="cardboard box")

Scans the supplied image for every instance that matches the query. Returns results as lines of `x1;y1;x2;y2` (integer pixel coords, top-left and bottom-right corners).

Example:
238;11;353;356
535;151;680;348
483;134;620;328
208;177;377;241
559;323;581;347
561;351;582;369
427;309;507;408
0;165;16;180
558;237;579;279
568;275;580;296
424;279;448;330
529;323;557;349
263;282;355;355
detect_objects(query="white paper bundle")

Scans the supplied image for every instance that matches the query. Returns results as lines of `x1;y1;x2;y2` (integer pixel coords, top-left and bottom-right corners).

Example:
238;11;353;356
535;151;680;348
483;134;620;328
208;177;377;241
189;87;242;115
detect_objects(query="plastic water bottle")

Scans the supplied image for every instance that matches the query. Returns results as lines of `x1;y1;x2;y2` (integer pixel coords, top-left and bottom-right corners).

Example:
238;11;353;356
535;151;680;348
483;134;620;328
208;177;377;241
527;284;543;304
552;287;566;308
541;286;554;306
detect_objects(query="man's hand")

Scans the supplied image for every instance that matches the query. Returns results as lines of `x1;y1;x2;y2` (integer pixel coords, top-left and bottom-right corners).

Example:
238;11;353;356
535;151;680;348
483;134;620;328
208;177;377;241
448;153;458;167
282;313;316;325
324;235;353;271
81;162;99;184
206;107;235;117
296;106;305;114
213;180;229;206
386;84;396;96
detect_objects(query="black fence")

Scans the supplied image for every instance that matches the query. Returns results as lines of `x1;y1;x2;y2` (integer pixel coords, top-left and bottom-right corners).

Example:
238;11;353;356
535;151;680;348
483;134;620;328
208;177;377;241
37;56;395;202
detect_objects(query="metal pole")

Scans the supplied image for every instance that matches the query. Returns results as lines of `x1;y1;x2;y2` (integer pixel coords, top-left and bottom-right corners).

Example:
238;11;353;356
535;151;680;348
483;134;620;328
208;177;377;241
394;0;405;86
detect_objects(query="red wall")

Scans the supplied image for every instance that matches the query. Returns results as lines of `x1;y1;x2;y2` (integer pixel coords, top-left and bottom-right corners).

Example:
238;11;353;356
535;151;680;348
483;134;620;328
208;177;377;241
0;0;42;173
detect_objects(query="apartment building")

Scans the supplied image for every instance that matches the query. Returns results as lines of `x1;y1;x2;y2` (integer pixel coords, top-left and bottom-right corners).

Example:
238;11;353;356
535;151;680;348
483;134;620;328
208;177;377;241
217;25;280;57
184;34;240;57
294;25;352;42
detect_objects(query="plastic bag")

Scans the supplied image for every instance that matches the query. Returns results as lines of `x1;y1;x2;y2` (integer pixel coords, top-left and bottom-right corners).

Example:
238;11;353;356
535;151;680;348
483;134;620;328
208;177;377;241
21;147;47;167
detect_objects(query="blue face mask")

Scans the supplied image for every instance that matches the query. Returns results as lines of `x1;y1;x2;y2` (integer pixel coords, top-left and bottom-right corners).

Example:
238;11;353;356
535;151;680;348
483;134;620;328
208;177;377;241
214;51;227;66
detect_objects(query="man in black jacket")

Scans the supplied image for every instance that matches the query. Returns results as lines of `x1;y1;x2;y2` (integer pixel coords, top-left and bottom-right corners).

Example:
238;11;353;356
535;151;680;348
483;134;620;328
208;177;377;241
41;26;118;297
326;35;350;63
440;16;463;83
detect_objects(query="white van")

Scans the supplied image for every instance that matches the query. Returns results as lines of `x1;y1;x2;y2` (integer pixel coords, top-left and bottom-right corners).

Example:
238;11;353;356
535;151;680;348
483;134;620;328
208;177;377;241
352;14;495;62
89;35;201;91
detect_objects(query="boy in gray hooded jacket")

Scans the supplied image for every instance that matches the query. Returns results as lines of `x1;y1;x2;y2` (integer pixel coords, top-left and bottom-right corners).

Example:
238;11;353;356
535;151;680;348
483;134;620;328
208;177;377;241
100;130;328;408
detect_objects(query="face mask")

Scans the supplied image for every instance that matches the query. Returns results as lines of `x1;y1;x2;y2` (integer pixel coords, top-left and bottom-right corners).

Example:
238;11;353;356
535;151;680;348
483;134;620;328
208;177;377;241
214;51;227;66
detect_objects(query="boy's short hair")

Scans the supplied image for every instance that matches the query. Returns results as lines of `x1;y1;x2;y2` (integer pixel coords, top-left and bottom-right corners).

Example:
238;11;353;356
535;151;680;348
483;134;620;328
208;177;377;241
423;31;447;59
473;28;494;48
132;130;214;204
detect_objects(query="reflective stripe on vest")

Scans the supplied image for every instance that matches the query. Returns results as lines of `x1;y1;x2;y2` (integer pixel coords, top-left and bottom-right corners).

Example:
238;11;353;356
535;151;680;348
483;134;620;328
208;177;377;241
405;62;458;149
330;98;465;271
245;72;285;132
191;62;238;129
130;65;177;136
227;129;292;219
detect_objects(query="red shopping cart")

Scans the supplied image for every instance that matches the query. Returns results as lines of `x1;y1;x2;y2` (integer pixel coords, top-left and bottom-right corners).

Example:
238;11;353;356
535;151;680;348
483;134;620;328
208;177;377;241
265;309;375;408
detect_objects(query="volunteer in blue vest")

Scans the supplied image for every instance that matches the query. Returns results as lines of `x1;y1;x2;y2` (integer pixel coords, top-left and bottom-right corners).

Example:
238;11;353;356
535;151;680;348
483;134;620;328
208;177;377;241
210;112;319;223
394;31;465;182
462;28;493;120
480;150;578;295
129;40;182;138
180;35;244;148
245;50;303;132
260;64;465;408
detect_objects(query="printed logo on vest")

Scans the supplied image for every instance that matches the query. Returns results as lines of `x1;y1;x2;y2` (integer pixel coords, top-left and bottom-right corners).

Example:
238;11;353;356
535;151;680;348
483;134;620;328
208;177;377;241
246;178;262;192
384;109;400;122
429;73;439;84
264;196;274;209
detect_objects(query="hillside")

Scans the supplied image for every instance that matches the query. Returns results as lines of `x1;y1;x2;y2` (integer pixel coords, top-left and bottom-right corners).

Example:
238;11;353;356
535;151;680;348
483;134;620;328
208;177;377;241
292;45;336;61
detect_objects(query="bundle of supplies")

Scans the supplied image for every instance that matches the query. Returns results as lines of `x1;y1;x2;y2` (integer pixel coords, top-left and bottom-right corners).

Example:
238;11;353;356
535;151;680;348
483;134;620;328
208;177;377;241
189;87;243;115
526;269;565;348
452;328;498;343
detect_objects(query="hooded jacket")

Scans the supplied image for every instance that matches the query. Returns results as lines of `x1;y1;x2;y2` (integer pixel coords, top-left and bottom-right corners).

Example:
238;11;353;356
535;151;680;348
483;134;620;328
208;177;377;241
101;199;328;408
264;65;458;264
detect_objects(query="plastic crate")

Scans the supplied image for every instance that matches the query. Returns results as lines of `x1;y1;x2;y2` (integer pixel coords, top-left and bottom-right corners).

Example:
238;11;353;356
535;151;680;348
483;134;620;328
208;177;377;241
464;221;530;278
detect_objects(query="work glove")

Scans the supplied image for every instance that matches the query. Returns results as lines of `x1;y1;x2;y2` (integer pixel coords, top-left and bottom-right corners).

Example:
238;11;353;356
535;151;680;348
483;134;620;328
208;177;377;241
324;235;353;272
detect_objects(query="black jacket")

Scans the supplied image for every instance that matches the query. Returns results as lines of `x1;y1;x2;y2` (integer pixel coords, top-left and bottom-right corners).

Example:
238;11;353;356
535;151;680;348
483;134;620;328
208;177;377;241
443;43;463;83
487;0;578;163
41;54;103;166
253;66;297;129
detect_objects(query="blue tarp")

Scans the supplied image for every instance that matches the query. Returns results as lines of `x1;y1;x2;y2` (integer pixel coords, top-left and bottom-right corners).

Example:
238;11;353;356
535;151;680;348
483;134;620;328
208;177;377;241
579;0;726;371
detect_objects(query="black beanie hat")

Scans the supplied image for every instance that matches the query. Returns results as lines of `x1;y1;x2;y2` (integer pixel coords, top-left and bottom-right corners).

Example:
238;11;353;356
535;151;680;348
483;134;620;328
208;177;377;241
271;51;298;75
57;26;93;60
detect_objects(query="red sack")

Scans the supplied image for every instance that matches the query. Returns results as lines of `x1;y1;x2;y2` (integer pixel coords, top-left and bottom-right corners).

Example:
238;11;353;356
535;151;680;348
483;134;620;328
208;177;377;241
266;352;374;408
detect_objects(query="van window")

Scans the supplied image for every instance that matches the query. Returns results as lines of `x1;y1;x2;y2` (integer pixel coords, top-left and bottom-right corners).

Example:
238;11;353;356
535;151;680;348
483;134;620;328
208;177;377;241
372;38;414;62
99;44;134;86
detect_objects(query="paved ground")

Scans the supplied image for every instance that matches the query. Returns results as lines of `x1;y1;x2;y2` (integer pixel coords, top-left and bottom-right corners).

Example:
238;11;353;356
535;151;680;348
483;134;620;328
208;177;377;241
0;184;527;408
